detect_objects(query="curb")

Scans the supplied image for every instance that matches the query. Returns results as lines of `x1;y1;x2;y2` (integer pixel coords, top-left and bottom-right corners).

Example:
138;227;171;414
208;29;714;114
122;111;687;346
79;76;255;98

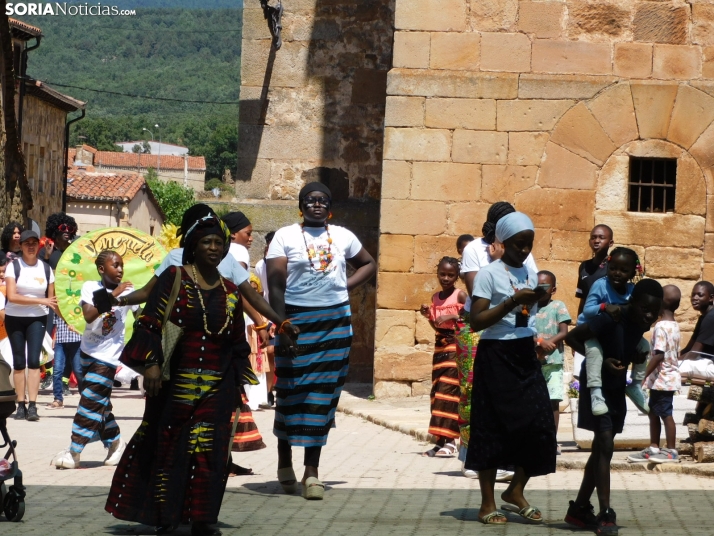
337;403;714;478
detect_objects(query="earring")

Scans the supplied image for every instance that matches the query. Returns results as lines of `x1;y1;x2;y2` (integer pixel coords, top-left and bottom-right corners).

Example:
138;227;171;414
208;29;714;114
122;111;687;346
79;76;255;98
299;210;303;217
328;212;333;219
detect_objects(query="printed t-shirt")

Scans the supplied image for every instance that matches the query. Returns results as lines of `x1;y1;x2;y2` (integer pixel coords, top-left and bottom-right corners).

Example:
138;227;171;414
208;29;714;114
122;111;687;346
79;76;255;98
577;277;634;325
472;259;538;340
576;258;608;300
534;299;572;365
460;237;538;312
254;258;269;302
583;312;647;390
689;309;714;356
80;281;138;367
228;243;251;269
266;223;362;307
4;258;54;317
0;290;6;339
155;248;250;287
646;320;681;391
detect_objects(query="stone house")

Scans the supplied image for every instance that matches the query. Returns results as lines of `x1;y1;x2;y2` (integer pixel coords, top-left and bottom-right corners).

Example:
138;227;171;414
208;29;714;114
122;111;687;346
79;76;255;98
238;1;714;394
72;144;207;192
66;167;165;237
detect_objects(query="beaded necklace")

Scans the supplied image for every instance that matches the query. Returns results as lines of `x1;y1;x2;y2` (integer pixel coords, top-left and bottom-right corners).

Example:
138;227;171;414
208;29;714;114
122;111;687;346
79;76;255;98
503;263;532;316
191;264;231;336
301;223;333;272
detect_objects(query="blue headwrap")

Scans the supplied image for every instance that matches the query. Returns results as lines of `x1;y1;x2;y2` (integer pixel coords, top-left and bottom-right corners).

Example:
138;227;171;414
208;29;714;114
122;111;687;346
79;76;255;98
495;212;534;243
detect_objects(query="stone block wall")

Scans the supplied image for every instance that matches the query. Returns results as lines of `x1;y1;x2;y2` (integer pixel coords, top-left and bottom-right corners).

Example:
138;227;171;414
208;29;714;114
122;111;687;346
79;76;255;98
376;0;714;396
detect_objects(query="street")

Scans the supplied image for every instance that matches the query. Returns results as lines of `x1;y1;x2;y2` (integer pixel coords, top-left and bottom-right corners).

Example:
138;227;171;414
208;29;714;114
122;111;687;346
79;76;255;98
2;387;714;535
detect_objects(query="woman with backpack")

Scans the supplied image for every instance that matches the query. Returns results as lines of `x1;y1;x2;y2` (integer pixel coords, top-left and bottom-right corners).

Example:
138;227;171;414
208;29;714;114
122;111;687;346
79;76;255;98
5;230;57;422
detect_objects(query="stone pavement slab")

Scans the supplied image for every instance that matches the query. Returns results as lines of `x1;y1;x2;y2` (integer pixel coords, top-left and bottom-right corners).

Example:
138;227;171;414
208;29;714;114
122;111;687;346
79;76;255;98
1;386;714;534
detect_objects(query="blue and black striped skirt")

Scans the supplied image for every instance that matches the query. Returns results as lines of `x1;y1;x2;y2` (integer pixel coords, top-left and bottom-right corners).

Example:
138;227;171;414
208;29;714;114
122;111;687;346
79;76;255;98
273;301;352;448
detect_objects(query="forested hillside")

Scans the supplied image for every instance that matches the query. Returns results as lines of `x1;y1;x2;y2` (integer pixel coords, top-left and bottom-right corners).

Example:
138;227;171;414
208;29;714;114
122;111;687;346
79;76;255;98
15;2;245;181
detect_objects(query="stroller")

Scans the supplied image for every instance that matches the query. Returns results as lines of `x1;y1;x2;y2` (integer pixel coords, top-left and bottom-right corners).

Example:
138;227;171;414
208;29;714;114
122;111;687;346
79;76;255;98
0;359;24;522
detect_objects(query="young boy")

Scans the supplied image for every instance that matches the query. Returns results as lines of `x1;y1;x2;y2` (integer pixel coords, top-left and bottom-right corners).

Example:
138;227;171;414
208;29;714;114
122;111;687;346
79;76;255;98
534;271;572;455
565;279;663;535
575;225;614;317
681;281;714;359
456;234;475;258
628;285;682;464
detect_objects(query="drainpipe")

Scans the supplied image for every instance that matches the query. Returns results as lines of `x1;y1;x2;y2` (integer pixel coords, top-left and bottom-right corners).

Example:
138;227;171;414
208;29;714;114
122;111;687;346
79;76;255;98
184;154;188;187
17;36;41;140
62;109;86;212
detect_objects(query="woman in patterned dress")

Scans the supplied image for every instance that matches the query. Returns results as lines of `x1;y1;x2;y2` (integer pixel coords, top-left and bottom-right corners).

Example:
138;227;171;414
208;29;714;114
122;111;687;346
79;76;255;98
105;214;297;535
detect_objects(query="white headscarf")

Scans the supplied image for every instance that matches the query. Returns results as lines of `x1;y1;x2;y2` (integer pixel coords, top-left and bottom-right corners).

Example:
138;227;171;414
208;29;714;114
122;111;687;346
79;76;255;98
495;212;534;243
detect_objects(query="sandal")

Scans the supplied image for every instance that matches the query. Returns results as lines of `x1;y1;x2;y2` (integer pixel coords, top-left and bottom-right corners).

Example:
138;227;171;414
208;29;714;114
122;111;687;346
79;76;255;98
47;400;64;410
277;467;297;494
501;503;544;523
302;476;325;500
434;443;457;458
479;511;507;525
228;463;253;476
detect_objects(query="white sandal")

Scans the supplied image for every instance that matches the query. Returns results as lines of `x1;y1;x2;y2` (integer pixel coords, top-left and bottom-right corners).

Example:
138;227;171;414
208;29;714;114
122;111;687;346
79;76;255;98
434;443;457;458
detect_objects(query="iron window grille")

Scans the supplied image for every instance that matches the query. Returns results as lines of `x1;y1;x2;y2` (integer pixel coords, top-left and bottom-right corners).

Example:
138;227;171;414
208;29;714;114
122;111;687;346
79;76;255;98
628;157;677;213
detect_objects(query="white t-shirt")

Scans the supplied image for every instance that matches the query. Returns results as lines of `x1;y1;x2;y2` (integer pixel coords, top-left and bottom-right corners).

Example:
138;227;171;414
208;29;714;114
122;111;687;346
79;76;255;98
155;248;250;287
80;281;138;367
229;243;251;269
5;258;55;317
267;224;362;307
460;237;538;312
254;258;269;302
472;259;539;340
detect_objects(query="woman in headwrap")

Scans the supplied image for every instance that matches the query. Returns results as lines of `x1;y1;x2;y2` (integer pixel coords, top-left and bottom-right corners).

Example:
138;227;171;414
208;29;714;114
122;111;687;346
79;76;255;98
466;212;556;525
105;213;279;535
267;182;377;500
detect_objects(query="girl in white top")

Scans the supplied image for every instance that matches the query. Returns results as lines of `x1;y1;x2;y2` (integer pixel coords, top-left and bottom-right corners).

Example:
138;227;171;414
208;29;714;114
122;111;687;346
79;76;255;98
5;230;57;422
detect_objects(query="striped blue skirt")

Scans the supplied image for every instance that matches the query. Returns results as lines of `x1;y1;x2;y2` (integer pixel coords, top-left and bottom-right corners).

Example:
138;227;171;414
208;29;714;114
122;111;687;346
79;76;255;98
273;301;352;448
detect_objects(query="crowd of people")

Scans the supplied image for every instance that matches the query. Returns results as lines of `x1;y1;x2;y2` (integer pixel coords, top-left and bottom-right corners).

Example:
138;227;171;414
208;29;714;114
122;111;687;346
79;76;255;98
1;186;711;535
418;201;710;534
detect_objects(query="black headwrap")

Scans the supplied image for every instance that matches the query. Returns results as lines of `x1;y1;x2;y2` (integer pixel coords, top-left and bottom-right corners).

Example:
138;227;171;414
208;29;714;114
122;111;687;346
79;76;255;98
181;214;231;265
178;204;216;246
299;182;332;209
222;211;251;233
481;201;516;244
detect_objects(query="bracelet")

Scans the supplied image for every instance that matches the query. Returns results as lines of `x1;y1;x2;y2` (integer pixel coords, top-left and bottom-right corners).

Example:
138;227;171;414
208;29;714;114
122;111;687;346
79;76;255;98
278;319;293;334
253;323;269;330
506;296;517;309
536;338;544;346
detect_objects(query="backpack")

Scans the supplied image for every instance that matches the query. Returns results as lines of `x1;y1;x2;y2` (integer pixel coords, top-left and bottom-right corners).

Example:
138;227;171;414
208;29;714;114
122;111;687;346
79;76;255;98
12;258;51;298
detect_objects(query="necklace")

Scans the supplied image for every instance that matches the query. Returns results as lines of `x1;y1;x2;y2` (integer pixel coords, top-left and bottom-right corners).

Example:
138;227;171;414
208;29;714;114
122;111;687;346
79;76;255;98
191;264;231;336
503;263;532;316
301;223;333;272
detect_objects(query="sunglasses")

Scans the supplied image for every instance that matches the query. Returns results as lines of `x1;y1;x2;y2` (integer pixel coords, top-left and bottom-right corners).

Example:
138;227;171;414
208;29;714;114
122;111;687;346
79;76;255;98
303;196;331;208
58;223;77;234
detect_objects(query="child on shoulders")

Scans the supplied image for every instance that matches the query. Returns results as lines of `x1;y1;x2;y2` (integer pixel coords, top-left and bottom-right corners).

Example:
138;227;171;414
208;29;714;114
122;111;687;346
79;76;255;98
534;271;572;455
628;285;682;464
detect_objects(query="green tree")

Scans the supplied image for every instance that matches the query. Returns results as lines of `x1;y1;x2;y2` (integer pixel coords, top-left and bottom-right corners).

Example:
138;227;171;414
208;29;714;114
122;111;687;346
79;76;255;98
146;170;195;226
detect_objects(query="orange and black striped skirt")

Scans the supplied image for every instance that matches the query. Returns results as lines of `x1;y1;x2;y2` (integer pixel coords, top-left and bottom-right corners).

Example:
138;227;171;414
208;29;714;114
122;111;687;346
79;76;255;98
231;389;267;452
428;330;461;441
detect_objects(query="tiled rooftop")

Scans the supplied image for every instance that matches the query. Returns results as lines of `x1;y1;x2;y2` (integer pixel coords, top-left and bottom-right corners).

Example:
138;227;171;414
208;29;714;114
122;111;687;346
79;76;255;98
67;169;145;202
95;151;206;171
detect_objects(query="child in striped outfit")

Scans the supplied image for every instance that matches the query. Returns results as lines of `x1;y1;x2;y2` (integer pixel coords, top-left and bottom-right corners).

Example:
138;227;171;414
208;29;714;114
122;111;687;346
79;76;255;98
51;250;136;469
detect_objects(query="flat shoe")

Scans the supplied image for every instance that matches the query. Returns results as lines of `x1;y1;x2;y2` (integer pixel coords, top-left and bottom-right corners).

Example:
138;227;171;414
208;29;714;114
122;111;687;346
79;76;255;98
479;511;507;524
277;467;297;494
302;476;325;500
501;503;544;523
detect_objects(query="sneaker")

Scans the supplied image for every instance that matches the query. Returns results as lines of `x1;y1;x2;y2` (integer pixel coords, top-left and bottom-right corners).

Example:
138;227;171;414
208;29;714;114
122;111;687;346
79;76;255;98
14;405;26;420
591;388;609;416
461;461;478;479
51;449;80;469
564;500;598;530
113;380;122;388
495;469;514;482
649;448;680;464
40;376;53;390
596;508;618;535
62;384;71;397
130;378;139;391
625;384;649;414
104;439;126;466
26;404;39;422
627;447;658;463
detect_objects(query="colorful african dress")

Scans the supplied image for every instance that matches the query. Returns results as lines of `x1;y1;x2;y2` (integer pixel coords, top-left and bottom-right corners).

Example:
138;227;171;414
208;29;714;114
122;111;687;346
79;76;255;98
454;314;479;454
427;290;463;441
105;266;251;527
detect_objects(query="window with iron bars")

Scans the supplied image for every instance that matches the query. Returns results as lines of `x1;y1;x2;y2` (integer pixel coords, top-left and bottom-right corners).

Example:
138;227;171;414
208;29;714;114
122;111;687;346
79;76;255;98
628;157;677;213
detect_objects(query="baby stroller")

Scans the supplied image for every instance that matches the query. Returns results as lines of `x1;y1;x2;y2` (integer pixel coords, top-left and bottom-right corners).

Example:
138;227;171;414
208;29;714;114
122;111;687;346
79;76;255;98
0;359;24;522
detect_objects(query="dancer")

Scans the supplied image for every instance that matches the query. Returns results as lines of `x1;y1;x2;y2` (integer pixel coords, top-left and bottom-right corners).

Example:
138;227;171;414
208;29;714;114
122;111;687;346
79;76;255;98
106;212;295;535
565;279;663;535
5;230;57;421
419;257;466;457
223;211;253;269
267;182;377;500
466;212;556;525
51;250;135;468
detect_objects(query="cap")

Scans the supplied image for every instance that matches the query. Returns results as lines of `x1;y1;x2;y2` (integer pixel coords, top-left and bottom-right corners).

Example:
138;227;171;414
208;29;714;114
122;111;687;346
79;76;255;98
221;212;251;233
19;230;40;243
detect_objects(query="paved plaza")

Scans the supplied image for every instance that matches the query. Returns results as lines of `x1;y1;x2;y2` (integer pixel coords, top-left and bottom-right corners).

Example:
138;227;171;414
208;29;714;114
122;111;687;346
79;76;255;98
2;386;714;535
